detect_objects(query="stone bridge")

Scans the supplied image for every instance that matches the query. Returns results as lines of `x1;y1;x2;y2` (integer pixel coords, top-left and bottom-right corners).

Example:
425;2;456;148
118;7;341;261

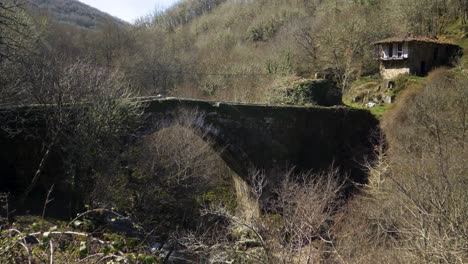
0;98;379;214
137;98;379;184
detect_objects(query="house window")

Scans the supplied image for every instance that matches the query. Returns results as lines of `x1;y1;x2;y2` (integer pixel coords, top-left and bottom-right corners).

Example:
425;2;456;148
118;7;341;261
397;43;403;58
388;43;393;57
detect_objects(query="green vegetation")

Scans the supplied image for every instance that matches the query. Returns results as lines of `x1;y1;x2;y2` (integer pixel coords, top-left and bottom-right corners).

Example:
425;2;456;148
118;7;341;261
391;74;426;95
345;74;426;117
0;214;161;263
344;99;390;117
269;77;342;106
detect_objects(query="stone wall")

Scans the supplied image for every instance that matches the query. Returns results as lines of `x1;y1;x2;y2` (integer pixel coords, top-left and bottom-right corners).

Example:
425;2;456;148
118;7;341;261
381;61;410;79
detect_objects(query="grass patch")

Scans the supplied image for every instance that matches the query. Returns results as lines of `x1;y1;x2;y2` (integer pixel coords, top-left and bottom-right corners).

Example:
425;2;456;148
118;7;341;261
345;73;426;118
344;99;389;118
349;74;381;89
391;74;426;95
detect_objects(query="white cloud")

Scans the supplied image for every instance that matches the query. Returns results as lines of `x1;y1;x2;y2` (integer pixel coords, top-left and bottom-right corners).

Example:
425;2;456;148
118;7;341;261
78;0;180;23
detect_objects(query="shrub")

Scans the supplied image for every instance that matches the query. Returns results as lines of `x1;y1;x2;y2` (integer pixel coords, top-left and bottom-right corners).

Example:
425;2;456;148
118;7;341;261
335;69;468;263
269;77;342;106
247;18;281;42
174;168;347;263
381;70;468;263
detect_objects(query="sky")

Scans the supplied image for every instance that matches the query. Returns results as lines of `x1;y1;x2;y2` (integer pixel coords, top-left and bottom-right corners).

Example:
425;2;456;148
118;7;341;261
78;0;181;23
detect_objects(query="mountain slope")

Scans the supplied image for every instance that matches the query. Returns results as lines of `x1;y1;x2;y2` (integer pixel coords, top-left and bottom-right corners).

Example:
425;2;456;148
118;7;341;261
126;0;466;102
26;0;126;28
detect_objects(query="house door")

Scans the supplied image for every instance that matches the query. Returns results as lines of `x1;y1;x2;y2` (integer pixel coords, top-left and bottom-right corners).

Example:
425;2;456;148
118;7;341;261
420;61;426;75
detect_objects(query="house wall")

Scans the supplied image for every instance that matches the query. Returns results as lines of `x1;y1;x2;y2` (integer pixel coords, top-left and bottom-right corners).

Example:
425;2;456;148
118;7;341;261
407;42;438;75
407;42;462;75
380;42;461;79
381;60;410;79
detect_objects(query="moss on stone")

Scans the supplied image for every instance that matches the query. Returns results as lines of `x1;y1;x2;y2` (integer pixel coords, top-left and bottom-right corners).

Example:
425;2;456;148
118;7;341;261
268;77;342;106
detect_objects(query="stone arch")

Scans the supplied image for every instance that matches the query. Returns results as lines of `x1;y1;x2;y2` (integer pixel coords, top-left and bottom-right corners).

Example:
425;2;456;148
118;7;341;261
136;105;253;178
138;98;380;187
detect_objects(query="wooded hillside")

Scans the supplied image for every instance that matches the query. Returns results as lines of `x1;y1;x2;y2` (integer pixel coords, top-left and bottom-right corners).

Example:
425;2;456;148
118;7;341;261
125;0;467;101
0;1;467;263
2;0;467;104
26;0;125;28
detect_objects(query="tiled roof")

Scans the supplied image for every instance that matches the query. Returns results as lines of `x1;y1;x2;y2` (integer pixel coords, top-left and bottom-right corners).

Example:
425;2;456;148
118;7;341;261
373;35;458;46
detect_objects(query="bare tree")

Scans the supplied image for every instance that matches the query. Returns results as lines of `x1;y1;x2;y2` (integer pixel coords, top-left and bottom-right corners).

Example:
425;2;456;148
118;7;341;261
0;0;31;63
0;0;38;106
174;168;347;263
13;58;144;209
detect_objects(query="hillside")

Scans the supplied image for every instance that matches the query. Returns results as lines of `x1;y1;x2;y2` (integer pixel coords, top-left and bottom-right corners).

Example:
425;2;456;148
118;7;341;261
0;0;467;263
12;0;467;103
26;0;126;28
117;0;467;102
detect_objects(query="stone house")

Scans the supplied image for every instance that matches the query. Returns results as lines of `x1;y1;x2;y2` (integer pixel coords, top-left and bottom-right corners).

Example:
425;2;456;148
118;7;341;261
373;36;462;79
